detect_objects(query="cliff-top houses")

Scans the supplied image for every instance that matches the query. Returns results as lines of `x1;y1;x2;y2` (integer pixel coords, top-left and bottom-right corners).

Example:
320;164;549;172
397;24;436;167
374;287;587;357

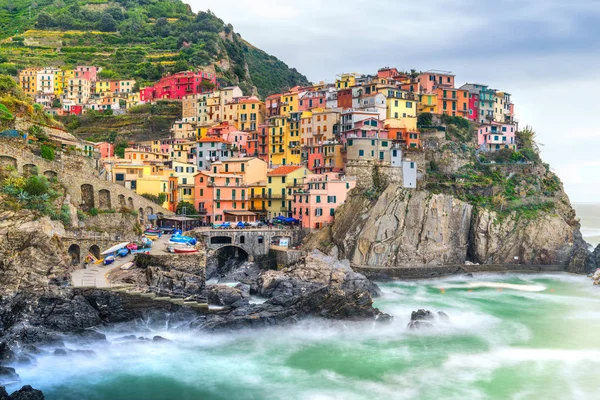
16;65;518;228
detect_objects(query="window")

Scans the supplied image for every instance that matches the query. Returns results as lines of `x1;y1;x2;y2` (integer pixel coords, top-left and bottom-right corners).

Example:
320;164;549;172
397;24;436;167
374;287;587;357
359;149;364;157
316;195;321;203
382;141;388;147
379;151;384;160
216;201;220;209
330;208;335;216
182;178;187;184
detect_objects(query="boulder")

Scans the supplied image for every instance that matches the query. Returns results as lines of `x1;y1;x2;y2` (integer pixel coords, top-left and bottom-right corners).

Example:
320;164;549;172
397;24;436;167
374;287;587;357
205;286;246;306
0;367;19;384
7;385;45;400
152;336;171;343
0;386;8;400
407;309;450;330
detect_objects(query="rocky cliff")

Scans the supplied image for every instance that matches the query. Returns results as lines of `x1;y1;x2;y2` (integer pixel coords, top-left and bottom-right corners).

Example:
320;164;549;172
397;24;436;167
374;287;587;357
312;184;589;274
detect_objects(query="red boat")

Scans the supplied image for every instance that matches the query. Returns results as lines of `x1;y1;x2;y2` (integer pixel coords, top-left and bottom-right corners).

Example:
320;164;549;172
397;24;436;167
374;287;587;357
173;247;199;254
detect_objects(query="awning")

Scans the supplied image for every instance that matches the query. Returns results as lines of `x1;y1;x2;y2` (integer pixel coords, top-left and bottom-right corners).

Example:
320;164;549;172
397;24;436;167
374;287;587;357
224;211;257;216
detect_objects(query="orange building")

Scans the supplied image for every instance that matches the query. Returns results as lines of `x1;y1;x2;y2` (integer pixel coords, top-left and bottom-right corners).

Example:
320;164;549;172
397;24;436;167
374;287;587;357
386;126;421;149
193;171;255;223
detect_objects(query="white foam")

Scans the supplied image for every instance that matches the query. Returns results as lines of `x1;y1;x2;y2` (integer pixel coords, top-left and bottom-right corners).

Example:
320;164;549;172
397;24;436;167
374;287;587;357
439;281;547;292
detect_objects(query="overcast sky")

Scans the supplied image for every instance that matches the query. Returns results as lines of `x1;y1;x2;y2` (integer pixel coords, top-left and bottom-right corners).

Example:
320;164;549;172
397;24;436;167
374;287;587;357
190;0;600;203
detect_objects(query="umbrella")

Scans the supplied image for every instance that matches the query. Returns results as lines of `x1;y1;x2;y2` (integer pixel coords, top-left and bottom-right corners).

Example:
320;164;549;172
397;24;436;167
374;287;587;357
101;242;131;255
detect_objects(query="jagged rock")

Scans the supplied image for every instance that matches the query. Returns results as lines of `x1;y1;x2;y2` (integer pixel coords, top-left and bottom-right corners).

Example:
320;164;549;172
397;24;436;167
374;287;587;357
0;386;8;400
0;367;19;384
205;286;246;306
407;309;450;330
114;335;137;342
7;385;45;400
152;336;171;343
587;245;600;274
53;349;67;356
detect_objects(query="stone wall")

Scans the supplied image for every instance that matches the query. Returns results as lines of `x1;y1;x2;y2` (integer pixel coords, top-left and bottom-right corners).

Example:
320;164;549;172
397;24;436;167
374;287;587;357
346;161;403;188
271;248;305;269
0;139;171;221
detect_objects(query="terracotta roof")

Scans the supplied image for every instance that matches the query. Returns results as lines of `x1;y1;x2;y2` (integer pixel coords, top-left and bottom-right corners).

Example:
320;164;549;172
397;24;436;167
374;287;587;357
266;94;282;100
268;165;303;176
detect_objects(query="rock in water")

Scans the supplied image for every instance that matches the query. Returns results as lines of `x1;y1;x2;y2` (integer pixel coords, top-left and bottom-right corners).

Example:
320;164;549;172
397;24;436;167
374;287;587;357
7;385;45;400
0;386;8;400
407;309;450;330
152;336;171;343
0;367;19;384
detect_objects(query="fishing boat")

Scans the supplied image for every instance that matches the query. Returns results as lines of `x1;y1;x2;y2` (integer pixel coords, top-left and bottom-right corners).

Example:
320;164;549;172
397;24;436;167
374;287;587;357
131;249;151;255
169;235;197;245
117;248;129;257
101;242;130;256
103;255;115;265
173;247;199;254
144;231;161;237
145;228;161;234
126;243;138;251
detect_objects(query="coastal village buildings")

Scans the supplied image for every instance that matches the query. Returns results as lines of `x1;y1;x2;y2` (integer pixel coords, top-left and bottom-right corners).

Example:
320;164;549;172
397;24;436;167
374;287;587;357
17;64;519;227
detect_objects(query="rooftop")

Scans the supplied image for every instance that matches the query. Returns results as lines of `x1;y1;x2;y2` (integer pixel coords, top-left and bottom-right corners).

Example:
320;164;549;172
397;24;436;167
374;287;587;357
268;165;304;176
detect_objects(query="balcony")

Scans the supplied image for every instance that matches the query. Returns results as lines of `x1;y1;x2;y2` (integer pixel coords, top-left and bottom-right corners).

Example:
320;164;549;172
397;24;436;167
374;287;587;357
250;193;284;200
198;208;208;214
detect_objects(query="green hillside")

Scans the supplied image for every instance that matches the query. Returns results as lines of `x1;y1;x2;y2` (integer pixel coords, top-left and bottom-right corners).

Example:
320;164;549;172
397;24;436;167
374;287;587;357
0;0;310;98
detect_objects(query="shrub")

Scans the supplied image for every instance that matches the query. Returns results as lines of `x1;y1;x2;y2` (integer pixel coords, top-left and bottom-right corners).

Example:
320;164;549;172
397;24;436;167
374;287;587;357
89;207;99;216
40;144;55;161
23;176;49;196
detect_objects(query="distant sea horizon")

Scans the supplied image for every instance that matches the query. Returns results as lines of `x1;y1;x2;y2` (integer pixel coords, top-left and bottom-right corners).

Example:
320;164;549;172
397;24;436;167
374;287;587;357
573;202;600;249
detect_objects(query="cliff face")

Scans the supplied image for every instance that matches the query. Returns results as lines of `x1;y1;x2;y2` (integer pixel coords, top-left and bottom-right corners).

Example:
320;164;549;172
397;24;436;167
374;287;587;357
331;186;472;267
323;185;587;272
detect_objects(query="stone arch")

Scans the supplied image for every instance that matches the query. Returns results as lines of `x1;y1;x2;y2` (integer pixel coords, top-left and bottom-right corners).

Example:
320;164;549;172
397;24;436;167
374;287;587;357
211;236;233;245
98;189;111;210
145;206;153;218
118;194;126;207
215;245;249;268
239;235;245;244
23;163;38;177
138;207;144;223
81;184;95;212
68;244;81;265
88;244;101;260
0;155;17;170
127;197;134;209
43;170;58;179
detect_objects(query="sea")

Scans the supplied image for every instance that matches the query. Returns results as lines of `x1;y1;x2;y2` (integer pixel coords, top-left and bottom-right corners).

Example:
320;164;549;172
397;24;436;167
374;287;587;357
573;203;600;249
6;273;600;399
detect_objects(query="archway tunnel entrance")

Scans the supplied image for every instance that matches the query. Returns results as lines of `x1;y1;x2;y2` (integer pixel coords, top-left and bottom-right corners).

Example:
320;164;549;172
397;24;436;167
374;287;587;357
207;245;249;280
68;244;81;265
88;244;101;261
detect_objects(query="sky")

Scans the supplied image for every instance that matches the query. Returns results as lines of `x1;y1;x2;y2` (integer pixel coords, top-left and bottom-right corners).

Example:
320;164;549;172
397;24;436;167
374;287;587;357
190;0;600;203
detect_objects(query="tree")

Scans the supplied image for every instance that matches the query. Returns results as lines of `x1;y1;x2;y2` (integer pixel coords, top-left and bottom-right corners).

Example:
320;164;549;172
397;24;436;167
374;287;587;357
37;12;54;28
51;98;61;108
176;201;197;215
417;112;433;126
100;13;117;32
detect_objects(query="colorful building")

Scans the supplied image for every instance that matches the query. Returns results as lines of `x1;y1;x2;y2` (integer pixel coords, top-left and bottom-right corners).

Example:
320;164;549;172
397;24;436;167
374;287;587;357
266;165;311;218
477;123;517;152
18;68;41;96
140;71;217;102
292;173;356;229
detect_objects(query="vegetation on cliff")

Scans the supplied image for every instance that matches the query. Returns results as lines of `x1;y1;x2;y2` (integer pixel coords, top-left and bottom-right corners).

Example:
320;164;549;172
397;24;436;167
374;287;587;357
0;0;309;97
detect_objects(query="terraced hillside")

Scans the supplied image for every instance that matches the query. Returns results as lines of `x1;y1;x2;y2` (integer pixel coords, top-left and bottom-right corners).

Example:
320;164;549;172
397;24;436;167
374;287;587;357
0;0;309;98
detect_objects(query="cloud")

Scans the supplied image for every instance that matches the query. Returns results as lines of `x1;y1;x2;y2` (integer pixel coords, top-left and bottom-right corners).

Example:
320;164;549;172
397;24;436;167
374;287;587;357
188;0;600;203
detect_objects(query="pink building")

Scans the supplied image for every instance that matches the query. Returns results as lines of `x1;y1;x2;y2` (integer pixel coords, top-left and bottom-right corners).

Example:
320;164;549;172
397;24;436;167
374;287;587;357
340;118;388;143
299;90;326;111
75;66;98;82
94;142;114;158
477;122;517;151
468;93;479;121
140;71;217;102
292;173;356;229
222;130;250;156
194;170;252;223
417;70;455;93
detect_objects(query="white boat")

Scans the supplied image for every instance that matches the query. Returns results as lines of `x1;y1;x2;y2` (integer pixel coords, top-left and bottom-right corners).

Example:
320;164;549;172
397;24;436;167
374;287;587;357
101;242;131;255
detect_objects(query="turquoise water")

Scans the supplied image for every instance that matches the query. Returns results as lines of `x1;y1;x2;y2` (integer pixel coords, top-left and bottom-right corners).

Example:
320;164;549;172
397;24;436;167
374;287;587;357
574;202;600;247
8;273;600;399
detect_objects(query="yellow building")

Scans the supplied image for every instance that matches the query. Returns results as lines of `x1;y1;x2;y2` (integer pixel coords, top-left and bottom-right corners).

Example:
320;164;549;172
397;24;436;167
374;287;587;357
280;90;299;115
53;70;70;96
249;180;268;216
418;93;439;114
380;88;417;120
335;73;360;90
95;80;112;96
18;68;41;96
170;161;198;205
268;116;301;166
266;165;311;218
237;98;265;131
136;172;173;209
171;141;197;163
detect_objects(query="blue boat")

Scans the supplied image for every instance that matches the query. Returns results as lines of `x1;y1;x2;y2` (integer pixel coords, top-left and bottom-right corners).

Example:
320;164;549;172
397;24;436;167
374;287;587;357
169;235;197;245
117;248;129;257
104;255;115;265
